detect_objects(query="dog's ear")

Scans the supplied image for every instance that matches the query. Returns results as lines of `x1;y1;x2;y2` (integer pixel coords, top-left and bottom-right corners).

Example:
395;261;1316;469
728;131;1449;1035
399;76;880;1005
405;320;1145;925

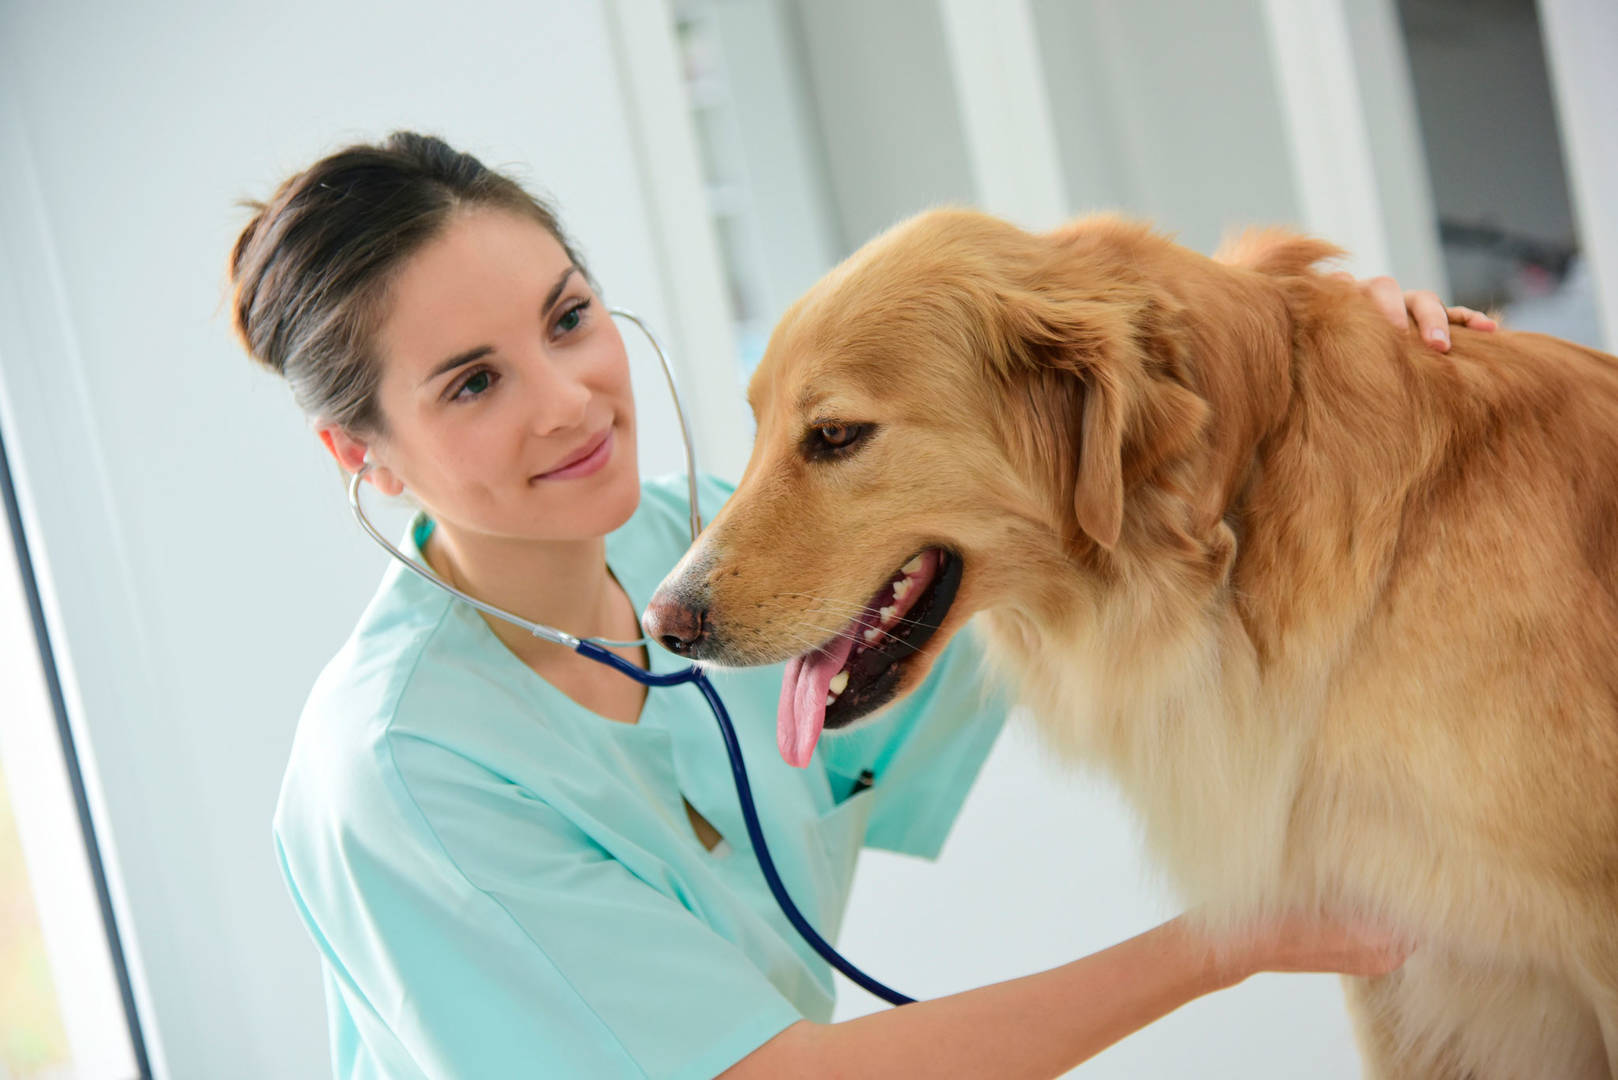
1002;280;1208;553
1074;366;1125;550
999;288;1132;551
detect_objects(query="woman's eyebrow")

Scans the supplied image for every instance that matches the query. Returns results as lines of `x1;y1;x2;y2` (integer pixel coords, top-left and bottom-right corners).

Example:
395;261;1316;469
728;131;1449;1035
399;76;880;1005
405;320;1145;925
421;266;580;386
423;345;493;386
542;265;578;313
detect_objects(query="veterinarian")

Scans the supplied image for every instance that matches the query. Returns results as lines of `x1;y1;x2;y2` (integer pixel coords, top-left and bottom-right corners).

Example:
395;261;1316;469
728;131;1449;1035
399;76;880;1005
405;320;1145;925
237;132;1493;1079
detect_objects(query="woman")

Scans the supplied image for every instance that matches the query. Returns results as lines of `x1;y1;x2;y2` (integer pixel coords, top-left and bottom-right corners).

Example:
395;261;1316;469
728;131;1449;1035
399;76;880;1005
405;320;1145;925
233;132;1492;1079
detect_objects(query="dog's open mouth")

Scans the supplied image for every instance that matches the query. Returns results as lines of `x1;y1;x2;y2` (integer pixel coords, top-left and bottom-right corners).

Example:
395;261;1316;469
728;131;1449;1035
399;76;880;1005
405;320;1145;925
776;548;962;767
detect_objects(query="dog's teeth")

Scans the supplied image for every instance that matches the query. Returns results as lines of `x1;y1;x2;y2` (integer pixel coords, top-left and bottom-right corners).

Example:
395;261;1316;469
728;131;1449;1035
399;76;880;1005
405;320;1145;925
828;671;849;695
863;626;882;643
892;578;912;601
879;604;898;625
901;554;925;574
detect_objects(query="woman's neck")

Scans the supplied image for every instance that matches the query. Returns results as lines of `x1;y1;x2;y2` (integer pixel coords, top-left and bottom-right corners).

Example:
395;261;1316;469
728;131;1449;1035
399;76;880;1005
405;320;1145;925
420;520;634;669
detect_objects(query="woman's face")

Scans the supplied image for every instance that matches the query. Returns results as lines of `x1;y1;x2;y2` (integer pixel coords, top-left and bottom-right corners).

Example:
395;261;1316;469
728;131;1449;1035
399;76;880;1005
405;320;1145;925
366;207;640;544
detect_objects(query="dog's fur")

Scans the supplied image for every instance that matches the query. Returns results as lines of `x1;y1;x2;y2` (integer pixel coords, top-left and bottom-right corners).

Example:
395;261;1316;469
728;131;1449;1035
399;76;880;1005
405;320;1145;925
652;209;1618;1077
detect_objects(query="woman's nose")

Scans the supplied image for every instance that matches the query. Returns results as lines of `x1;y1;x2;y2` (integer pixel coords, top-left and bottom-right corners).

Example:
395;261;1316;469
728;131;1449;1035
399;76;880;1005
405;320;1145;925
529;358;592;436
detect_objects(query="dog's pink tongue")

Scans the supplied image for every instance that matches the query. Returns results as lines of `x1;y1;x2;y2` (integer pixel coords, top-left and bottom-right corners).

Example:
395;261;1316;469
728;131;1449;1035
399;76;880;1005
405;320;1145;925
777;632;857;768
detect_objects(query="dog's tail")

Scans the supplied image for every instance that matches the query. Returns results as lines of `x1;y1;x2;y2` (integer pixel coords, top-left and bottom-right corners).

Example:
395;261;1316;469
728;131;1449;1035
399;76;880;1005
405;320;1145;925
1214;227;1344;278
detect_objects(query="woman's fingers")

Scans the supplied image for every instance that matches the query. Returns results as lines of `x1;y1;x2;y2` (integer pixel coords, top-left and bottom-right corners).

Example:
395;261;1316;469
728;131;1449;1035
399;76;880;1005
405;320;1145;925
1446;305;1498;331
1360;275;1410;335
1339;273;1502;353
1403;294;1502;351
1403;289;1454;350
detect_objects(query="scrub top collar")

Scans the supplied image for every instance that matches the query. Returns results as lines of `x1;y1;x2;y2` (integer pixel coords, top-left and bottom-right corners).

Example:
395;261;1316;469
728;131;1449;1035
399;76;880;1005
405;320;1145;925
406;508;686;680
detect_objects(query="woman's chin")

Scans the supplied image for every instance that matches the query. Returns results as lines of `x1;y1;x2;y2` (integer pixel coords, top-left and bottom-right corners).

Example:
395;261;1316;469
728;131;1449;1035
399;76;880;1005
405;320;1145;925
598;468;642;534
573;448;642;538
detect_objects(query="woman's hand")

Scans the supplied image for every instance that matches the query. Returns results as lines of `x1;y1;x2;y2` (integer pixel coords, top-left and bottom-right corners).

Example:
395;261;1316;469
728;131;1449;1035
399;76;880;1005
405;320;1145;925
1205;910;1416;988
1335;272;1498;353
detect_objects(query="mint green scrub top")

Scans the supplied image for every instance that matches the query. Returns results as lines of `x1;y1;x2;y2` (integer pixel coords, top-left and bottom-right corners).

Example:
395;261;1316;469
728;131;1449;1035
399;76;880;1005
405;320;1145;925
272;473;1007;1080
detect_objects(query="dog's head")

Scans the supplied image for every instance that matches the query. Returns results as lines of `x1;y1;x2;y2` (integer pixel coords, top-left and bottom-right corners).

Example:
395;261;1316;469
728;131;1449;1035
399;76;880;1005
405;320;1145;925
646;208;1294;765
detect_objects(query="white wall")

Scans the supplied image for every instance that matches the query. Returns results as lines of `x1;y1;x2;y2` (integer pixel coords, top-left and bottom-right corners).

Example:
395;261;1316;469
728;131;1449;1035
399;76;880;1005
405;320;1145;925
705;0;844;334
1344;0;1449;293
0;3;718;1076
1035;0;1302;255
790;0;978;254
937;0;1068;232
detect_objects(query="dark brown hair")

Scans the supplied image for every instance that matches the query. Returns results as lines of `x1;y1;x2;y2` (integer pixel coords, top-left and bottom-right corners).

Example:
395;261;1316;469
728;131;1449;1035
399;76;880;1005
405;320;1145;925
228;131;590;436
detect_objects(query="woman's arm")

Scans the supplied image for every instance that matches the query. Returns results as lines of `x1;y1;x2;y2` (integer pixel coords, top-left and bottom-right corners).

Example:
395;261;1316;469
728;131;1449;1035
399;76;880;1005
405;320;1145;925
723;912;1409;1079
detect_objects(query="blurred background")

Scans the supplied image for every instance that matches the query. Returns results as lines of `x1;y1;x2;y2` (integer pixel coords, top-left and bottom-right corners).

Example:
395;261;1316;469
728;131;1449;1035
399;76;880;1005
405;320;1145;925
0;1;1612;1077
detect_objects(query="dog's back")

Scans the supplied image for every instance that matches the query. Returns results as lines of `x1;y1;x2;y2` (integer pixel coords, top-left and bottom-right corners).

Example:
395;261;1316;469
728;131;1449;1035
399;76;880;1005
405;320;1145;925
1224;252;1618;914
1296;322;1618;1079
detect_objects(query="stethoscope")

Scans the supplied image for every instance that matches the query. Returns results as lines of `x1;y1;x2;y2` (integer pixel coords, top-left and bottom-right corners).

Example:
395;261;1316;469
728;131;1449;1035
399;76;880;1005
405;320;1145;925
347;309;914;1006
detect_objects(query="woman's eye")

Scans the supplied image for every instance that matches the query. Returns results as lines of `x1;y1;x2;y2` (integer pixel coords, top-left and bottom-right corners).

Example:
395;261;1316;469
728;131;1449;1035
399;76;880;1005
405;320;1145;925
452;369;494;401
555;298;591;334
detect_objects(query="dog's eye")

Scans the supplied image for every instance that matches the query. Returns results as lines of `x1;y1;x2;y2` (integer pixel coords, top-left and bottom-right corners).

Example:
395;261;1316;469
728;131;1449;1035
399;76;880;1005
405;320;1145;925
803;421;871;460
818;423;859;447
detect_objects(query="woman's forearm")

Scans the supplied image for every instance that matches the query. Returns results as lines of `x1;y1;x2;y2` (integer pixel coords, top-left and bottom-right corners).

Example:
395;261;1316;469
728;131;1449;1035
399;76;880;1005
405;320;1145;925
725;916;1246;1079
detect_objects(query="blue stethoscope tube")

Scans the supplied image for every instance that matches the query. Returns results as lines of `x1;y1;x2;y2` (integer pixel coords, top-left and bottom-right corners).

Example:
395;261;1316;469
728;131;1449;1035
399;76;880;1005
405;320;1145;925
346;308;914;1008
574;639;915;1006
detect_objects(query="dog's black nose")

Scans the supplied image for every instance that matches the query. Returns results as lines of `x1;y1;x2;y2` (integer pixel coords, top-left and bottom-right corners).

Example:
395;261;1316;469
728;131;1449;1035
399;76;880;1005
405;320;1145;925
644;593;706;654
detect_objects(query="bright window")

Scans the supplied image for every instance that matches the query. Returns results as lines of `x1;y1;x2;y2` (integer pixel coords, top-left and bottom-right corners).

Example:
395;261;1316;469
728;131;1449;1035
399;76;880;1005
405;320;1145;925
0;436;143;1080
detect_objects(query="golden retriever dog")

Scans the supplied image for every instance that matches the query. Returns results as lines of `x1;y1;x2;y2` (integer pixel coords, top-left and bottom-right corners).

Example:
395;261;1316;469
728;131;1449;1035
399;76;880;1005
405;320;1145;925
644;208;1618;1078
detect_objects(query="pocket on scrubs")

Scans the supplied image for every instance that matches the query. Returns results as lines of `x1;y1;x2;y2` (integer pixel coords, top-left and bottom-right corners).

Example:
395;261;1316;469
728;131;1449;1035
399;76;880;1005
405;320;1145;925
813;784;875;895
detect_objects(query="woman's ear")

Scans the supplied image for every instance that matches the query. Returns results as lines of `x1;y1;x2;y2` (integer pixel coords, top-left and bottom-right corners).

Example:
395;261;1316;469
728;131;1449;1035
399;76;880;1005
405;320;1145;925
318;425;405;497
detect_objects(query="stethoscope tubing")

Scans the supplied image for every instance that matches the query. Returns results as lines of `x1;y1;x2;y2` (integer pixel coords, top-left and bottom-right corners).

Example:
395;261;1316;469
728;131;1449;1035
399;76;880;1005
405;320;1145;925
574;640;915;1005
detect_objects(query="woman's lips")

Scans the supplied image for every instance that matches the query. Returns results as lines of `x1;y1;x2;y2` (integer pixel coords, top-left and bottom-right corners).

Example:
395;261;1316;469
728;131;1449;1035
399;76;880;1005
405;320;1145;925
534;428;614;481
